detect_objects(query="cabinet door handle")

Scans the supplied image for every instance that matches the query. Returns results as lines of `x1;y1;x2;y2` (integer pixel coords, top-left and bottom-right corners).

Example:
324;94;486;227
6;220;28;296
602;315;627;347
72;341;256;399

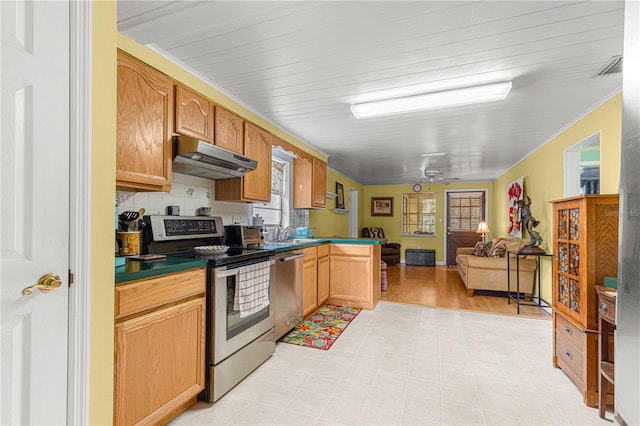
599;303;608;314
565;350;573;360
564;326;572;336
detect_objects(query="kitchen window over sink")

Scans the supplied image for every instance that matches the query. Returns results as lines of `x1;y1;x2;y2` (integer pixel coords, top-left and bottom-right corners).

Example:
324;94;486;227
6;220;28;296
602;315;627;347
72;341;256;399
253;149;292;226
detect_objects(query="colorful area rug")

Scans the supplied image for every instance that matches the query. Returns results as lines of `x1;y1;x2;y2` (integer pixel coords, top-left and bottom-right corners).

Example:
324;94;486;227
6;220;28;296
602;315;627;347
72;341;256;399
279;304;361;350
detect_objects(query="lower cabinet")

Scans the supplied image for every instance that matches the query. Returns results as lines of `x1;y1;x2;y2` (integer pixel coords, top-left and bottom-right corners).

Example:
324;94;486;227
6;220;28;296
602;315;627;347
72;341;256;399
114;268;206;426
301;243;380;316
329;244;381;309
553;310;599;407
302;247;318;317
317;245;330;306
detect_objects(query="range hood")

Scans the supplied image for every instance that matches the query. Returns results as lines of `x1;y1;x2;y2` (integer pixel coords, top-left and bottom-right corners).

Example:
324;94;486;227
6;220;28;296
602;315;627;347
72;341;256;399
172;135;258;180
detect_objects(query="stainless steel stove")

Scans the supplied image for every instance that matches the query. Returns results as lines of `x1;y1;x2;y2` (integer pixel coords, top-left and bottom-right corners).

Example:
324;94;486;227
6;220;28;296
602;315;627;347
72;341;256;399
142;215;276;402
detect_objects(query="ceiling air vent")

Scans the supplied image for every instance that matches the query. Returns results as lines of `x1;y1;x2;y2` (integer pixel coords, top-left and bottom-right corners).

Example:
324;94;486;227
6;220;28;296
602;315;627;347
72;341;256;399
593;55;623;77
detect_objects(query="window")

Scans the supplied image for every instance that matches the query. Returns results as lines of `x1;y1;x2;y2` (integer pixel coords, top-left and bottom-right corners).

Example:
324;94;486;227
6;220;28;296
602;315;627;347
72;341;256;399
403;193;436;236
253;151;291;226
448;192;483;231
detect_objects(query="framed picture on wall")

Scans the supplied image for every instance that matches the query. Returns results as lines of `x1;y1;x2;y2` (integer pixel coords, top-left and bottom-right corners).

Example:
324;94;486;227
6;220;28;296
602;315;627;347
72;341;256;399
371;197;393;216
336;182;345;209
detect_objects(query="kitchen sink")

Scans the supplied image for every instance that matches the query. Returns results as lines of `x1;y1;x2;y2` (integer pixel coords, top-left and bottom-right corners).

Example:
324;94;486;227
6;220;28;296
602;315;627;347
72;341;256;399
289;238;323;244
263;242;295;247
264;239;323;248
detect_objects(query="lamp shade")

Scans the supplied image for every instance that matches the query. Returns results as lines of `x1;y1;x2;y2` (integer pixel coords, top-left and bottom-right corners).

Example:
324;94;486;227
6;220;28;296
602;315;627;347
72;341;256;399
476;221;490;234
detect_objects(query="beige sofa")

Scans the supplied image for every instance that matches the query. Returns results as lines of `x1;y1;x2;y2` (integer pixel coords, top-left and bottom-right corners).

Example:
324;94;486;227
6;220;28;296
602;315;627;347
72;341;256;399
456;237;537;297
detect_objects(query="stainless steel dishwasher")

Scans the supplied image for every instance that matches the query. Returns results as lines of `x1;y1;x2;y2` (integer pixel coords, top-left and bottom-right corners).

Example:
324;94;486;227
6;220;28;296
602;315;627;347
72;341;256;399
274;250;305;339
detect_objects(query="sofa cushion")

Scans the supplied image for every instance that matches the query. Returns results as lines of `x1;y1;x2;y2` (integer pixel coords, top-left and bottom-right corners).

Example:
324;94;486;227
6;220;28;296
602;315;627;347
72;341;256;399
488;243;506;258
489;237;526;256
472;241;490;257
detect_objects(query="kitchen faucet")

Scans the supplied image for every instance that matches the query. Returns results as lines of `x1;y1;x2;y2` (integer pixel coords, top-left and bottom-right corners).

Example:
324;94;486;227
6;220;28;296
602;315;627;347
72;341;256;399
276;225;292;241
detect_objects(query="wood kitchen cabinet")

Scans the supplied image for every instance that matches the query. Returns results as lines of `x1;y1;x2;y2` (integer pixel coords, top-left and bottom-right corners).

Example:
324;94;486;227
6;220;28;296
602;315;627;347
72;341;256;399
215;106;244;154
215;122;272;202
317;244;330;306
116;50;174;192
312;157;327;208
550;194;619;407
293;155;327;209
329;244;381;310
174;83;214;142
302;246;318;317
114;268;206;425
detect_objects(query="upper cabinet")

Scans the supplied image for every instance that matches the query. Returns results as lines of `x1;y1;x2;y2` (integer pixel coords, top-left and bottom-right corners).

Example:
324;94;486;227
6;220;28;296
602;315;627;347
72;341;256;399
215;107;244;154
293;155;313;208
174;84;214;142
312;157;327;208
116;50;173;192
293;155;327;209
116;51;318;198
242;123;272;201
215;122;272;202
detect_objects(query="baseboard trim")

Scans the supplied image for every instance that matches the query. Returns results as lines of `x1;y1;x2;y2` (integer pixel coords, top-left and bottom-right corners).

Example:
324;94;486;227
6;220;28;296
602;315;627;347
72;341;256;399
614;413;627;426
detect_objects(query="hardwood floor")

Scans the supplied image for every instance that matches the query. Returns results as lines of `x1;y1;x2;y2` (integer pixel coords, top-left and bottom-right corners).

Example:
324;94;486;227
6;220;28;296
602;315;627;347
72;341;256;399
380;264;551;320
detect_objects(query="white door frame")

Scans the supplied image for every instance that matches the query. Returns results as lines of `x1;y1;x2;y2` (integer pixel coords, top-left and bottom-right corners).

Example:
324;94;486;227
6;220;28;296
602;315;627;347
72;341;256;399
348;188;359;238
443;189;489;265
563;131;600;197
67;1;92;424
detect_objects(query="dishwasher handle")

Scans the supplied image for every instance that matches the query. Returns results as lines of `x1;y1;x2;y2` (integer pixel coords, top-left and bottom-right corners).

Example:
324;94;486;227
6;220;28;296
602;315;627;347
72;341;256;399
276;253;306;262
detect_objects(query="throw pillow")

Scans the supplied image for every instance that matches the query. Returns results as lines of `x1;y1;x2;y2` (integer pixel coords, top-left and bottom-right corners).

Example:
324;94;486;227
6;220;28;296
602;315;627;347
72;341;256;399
472;242;489;257
489;244;506;258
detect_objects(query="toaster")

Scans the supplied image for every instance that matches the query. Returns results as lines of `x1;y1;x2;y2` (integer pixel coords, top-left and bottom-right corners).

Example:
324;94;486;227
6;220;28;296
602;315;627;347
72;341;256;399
224;225;264;245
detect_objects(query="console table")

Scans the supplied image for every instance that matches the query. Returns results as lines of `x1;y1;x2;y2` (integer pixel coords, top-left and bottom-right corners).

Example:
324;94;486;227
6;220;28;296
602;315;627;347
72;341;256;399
507;251;552;314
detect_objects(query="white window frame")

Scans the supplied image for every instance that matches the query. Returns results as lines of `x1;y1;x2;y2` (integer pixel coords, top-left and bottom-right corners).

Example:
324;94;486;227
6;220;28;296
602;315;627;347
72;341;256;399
252;149;293;226
402;192;437;237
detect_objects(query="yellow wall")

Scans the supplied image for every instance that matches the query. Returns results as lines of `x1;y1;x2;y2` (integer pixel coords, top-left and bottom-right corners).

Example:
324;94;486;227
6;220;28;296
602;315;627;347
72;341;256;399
116;34;327;163
363;182;493;262
493;93;622;301
310;168;365;237
90;1;117;424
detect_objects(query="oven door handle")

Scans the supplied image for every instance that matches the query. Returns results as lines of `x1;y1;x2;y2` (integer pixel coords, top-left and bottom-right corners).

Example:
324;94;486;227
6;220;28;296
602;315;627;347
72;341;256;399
276;253;306;262
216;268;240;279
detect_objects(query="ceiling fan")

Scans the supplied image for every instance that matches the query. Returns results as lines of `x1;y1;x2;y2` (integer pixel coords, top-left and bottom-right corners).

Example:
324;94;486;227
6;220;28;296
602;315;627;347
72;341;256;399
423;169;460;184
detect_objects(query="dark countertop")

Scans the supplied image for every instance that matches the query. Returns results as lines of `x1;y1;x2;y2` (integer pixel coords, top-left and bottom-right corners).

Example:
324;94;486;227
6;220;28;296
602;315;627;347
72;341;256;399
115;238;385;283
262;237;386;253
115;257;208;284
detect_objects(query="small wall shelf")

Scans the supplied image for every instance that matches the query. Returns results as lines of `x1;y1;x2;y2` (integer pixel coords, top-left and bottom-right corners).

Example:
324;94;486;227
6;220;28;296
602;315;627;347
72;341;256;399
326;192;337;199
333;208;350;214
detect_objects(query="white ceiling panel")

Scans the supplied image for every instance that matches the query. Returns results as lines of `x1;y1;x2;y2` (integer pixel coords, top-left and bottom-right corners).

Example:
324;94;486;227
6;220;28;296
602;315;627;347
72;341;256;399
118;0;623;185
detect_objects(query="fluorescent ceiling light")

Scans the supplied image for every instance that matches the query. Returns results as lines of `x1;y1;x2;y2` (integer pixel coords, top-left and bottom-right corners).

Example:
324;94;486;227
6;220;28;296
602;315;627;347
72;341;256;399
421;152;447;157
351;81;512;119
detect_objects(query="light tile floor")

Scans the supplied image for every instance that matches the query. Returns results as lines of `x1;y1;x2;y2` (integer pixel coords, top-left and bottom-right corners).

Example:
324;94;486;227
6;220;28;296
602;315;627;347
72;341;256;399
171;302;611;425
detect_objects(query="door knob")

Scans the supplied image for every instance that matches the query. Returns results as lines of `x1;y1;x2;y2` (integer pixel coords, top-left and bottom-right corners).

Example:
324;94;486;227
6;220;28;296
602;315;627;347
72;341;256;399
22;273;62;296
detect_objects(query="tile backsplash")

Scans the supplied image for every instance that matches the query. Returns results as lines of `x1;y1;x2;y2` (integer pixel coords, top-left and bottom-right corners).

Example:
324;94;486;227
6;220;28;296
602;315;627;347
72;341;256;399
117;173;251;225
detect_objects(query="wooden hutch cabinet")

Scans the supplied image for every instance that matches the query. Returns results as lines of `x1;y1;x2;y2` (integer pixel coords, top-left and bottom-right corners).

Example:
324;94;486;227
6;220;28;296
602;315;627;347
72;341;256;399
116;50;174;192
550;194;619;407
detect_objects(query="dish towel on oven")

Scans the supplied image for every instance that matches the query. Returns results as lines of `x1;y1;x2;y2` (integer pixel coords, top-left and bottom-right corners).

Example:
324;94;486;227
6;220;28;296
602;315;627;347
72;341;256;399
233;261;271;318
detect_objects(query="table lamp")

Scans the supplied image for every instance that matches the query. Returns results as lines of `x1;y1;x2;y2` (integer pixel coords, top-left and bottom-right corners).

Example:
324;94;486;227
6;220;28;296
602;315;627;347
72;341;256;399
476;221;490;243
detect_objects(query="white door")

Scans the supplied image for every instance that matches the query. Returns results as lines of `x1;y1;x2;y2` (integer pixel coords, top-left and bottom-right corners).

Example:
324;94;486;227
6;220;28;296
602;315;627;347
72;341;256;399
1;1;70;424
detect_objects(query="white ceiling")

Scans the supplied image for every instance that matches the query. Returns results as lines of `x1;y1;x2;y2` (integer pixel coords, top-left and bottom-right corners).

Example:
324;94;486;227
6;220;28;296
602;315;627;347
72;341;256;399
118;1;624;185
